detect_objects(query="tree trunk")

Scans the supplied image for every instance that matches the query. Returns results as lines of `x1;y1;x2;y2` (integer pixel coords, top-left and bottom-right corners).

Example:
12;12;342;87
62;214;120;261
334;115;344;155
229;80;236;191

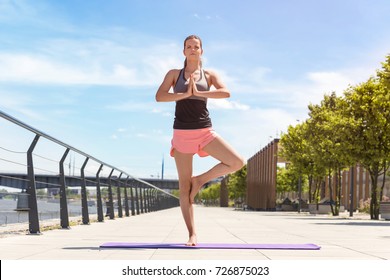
308;174;313;204
313;178;321;204
379;160;388;202
328;171;335;215
370;173;380;220
335;168;342;216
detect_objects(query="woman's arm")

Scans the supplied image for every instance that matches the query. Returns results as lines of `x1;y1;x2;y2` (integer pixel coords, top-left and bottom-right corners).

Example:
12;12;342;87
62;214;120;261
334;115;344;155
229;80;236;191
155;70;193;102
192;70;230;99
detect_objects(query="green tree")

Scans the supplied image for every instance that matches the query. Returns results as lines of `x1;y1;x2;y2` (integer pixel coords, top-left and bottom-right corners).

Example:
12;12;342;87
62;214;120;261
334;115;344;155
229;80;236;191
278;54;390;219
306;93;353;216
280;122;325;204
343;76;390;219
377;54;390;88
227;165;247;204
276;165;307;196
198;183;220;206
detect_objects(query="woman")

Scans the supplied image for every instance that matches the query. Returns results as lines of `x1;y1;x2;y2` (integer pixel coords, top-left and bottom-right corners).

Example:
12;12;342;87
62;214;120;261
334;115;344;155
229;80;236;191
155;35;245;246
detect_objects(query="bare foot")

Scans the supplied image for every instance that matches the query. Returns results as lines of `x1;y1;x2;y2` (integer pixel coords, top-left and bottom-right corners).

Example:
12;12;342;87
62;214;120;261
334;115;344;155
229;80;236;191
190;176;203;204
185;234;197;246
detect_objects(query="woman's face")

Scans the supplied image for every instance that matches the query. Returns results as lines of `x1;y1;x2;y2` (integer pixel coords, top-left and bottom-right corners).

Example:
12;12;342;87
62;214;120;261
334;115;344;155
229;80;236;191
183;38;203;60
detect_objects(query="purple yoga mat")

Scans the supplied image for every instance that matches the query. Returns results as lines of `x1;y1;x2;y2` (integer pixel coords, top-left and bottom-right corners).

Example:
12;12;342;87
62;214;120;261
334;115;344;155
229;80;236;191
100;242;321;250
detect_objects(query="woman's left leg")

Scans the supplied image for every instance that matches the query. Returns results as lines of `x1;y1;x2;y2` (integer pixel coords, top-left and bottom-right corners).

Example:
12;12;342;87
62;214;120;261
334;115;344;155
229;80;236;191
173;149;198;245
190;136;245;203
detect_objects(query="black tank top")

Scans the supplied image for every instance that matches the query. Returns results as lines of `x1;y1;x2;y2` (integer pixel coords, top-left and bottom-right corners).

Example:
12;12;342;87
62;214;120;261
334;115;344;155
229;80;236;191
173;69;212;129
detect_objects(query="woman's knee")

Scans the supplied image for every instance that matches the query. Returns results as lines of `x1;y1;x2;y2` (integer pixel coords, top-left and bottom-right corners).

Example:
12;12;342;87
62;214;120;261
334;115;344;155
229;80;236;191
230;155;246;171
179;178;191;195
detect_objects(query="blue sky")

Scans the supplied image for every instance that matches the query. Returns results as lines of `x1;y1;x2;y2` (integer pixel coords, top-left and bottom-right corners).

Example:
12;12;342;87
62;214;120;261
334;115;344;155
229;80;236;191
1;0;390;180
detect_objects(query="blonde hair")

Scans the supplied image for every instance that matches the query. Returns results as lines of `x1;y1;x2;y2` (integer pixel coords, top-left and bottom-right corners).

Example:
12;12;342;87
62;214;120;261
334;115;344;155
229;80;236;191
183;35;203;68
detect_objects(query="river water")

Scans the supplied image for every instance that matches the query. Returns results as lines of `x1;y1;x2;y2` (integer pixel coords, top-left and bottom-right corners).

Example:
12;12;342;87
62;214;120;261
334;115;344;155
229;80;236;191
0;198;100;225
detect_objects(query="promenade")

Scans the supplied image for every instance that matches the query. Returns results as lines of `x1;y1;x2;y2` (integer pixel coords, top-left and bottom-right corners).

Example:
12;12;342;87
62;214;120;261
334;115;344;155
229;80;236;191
1;205;389;260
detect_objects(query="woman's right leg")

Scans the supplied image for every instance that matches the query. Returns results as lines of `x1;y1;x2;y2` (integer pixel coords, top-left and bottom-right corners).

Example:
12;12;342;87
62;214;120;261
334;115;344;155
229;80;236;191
173;149;197;246
190;136;245;203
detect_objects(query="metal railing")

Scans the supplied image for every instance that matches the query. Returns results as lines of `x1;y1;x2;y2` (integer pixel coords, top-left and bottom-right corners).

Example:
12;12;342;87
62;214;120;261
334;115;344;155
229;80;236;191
0;110;179;234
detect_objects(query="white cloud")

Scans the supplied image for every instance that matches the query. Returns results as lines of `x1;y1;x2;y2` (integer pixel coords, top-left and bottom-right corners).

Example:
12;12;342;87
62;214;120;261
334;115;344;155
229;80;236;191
0;54;93;84
211;106;297;161
208;99;250;110
136;133;147;138
205;63;383;162
0;91;44;120
306;71;353;95
0;36;182;87
0;53;147;86
192;13;221;21
0;0;37;21
221;61;381;114
107;101;157;113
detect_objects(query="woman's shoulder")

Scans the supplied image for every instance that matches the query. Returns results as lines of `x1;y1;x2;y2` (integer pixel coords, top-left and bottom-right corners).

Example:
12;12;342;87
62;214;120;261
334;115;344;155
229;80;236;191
203;69;219;77
165;68;182;80
163;69;182;86
203;69;219;84
167;68;182;75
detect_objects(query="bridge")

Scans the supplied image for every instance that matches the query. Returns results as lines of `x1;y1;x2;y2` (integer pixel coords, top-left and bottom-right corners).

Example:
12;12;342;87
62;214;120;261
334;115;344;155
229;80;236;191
0;173;179;191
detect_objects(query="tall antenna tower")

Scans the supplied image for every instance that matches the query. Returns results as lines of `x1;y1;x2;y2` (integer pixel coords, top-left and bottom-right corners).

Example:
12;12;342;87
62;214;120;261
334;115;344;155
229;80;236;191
161;154;164;180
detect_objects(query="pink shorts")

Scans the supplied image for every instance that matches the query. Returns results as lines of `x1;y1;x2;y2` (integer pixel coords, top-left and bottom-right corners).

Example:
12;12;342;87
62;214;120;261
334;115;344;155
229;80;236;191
170;128;218;157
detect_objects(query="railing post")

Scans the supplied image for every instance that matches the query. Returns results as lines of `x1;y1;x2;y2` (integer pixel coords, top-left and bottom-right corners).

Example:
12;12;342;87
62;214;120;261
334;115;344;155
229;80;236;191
107;169;115;219
148;189;153;211
117;173;123;218
139;186;144;214
145;188;150;213
80;157;90;224
96;164;104;222
160;194;165;210
135;184;140;215
155;193;161;211
152;190;157;210
144;189;149;213
148;189;152;210
123;176;130;217
144;188;148;212
27;134;40;234
159;192;163;209
151;189;156;211
153;190;158;211
143;187;148;213
59;148;70;229
130;180;136;216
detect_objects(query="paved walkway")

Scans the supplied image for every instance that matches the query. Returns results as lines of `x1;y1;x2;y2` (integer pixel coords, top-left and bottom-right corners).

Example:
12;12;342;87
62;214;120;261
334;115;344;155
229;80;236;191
0;206;389;260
